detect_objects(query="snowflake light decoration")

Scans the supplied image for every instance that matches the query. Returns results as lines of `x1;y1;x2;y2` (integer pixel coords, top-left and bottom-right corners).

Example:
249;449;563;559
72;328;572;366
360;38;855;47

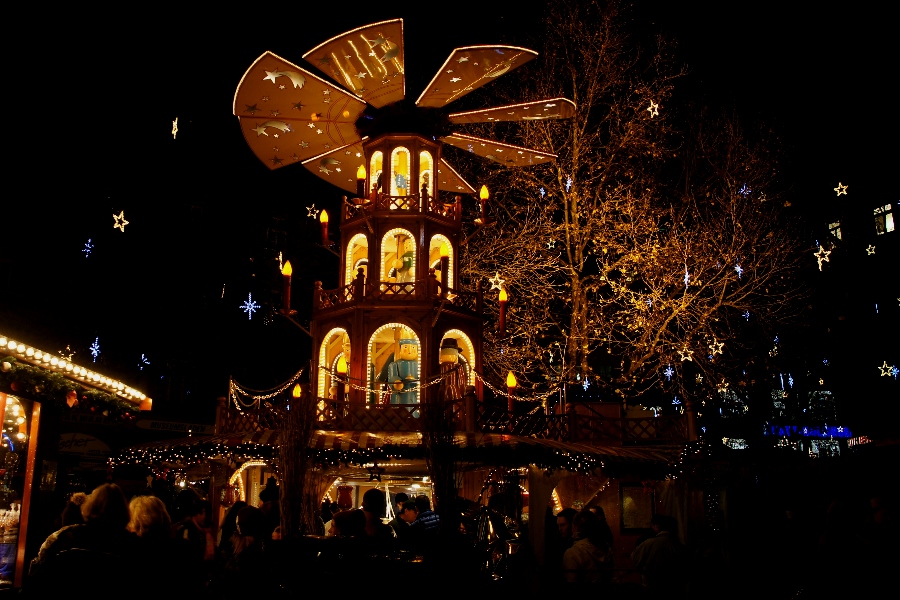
788;374;794;388
663;364;675;381
565;176;573;193
582;378;590;391
739;183;751;197
646;100;659;117
89;337;100;363
814;245;831;271
138;354;151;371
743;310;751;321
834;182;848;196
488;272;505;291
82;238;94;257
113;211;129;232
734;264;743;278
241;293;260;320
684;265;690;287
892;366;899;380
539;187;546;198
672;396;681;405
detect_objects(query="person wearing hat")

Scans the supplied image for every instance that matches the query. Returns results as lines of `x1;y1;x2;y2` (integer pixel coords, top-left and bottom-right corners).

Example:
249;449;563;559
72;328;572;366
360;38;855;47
379;338;419;405
439;337;469;401
258;477;280;539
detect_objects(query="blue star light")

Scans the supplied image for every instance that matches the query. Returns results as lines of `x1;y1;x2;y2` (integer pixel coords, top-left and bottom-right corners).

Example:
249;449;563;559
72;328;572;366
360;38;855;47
663;364;675;381
823;358;829;366
672;396;681;405
89;337;100;363
138;354;150;371
734;264;744;278
788;374;794;388
241;293;260;320
583;378;590;391
743;310;751;321
739;183;751;197
565;176;573;192
539;187;546;198
82;238;94;258
701;426;707;434
893;366;899;380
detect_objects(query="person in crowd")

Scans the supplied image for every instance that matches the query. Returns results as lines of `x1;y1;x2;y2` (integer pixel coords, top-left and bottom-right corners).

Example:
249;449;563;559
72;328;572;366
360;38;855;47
562;509;613;585
171;489;213;591
217;500;247;555
128;495;185;591
320;499;335;525
361;488;396;543
59;492;88;527
221;505;279;595
397;500;423;552
258;477;281;538
389;492;409;537
28;483;138;596
413;494;440;534
631;514;686;598
589;505;615;550
557;508;577;550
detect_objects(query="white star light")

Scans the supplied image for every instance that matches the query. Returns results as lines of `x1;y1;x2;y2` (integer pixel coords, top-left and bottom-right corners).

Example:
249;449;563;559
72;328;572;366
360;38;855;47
647;100;659;117
113;211;129;232
488;272;505;291
834;182;848;196
663;365;675;380
709;339;724;356
241;294;260;320
678;346;694;362
814;246;831;271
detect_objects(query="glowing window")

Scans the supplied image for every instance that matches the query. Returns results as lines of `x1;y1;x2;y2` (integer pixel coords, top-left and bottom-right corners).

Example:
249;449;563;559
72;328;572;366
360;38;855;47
345;233;369;286
428;234;453;289
874;204;894;235
381;228;416;284
419;151;434;199
390;147;411;197
440;329;476;385
827;221;841;240
369;151;383;196
318;329;349;401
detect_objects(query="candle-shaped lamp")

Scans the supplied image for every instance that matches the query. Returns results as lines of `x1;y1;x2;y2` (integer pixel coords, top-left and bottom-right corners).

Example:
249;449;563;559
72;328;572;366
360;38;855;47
477;185;489;225
356;165;366;199
498;287;508;337
320;210;329;246
281;260;294;315
336;355;348;402
439;243;450;294
291;383;301;411
506;371;517;416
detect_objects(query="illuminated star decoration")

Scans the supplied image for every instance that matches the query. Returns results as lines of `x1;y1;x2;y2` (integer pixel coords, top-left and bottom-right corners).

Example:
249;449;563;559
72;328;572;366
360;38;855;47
672;396;681;405
678;346;694;362
565;176;573;193
138;354;151;371
82;238;94;257
739;183;751;197
814;245;831;271
684;265;690;287
647;100;659;117
717;379;729;393
113;211;129;232
734;263;744;278
241;294;260;320
743;310;751;321
306;204;320;219
547;239;556;249
89;337;100;363
582;378;590;391
695;374;703;384
709;339;724;356
488;272;505;291
866;245;875;255
172;117;178;139
834;182;848;196
879;361;893;377
58;345;75;360
663;364;675;381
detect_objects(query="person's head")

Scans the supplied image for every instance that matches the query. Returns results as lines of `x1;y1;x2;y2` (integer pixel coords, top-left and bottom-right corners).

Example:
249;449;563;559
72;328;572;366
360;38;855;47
399;500;419;523
332;509;366;537
590;505;608;522
557;507;577;539
173;489;204;522
651;514;677;533
81;483;130;530
259;477;279;503
128;496;172;538
415;494;431;513
572;509;601;544
235;506;266;539
394;492;409;511
362;488;386;517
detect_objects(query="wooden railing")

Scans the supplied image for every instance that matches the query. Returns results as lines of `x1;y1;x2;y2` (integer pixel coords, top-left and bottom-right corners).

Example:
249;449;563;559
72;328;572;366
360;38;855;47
313;275;483;314
342;193;461;223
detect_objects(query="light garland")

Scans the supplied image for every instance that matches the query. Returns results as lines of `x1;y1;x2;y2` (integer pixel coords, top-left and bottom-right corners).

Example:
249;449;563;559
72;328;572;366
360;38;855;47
229;459;271;502
229;367;305;410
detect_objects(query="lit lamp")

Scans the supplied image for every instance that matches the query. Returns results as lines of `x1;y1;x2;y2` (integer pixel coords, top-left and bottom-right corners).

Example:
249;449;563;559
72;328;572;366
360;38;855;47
139;397;153;411
356;165;366;199
320;210;329;246
291;383;302;411
476;185;489;225
281;260;295;315
498;287;508;337
506;371;517;414
439;243;450;294
336;355;348;403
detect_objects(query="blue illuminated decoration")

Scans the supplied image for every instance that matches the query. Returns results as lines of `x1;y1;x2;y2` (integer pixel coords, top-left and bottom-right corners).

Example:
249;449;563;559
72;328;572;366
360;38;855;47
2;433;13;452
739;183;751;197
241;293;260;320
663;364;674;381
788;374;794;388
89;337;100;362
539;187;546;198
138;354;150;371
764;424;852;438
582;378;590;391
565;176;572;192
672;396;681;405
743;310;750;320
734;264;743;278
82;238;94;257
684;265;690;287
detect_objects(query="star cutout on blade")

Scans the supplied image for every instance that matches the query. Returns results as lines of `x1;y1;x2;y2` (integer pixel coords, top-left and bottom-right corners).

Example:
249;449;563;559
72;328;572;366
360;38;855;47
866;245;875;255
112;211;129;232
814;246;831;271
263;70;279;83
299;141;309;148
270;156;283;166
317;56;331;65
488;272;505;291
457;56;469;63
319;166;332;175
252;125;268;136
450;77;462;83
356;72;367;79
279;85;285;90
879;361;892;376
307;123;316;129
244;104;260;114
292;102;304;110
367;463;385;482
834;182;848;196
647;100;659;117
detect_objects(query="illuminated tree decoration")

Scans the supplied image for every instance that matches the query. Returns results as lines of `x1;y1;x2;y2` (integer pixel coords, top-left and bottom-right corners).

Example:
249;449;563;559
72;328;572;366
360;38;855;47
241;293;260;320
833;182;848;196
879;361;893;377
306;204;320;219
663;364;674;381
113;211;129;233
866;245;876;255
82;238;94;258
138;354;151;371
646;100;659;117
814;245;831;271
488;272;505;291
89;337;100;363
172;117;178;139
738;183;751;197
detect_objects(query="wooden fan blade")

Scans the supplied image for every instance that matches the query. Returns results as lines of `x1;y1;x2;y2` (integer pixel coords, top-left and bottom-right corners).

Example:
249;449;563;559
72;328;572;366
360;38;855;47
437;158;476;194
302;19;405;109
300;141;367;192
448;97;576;124
416;45;537;108
234;51;366;170
441;133;556;167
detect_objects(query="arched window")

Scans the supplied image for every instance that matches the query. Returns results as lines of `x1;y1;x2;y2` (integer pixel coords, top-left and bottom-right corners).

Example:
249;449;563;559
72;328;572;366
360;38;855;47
390;147;411;197
429;234;453;289
345;233;369;286
369;151;383;197
381;228;416;285
318;328;350;402
441;329;476;386
419;150;434;200
368;323;420;405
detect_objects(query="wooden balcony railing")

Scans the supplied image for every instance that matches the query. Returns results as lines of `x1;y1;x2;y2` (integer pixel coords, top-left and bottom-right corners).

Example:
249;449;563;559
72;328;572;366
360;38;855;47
342;193;461;223
313;274;483;314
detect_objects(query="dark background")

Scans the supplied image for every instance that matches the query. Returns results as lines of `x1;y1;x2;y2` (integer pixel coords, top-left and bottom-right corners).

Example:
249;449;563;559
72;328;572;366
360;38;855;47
1;1;895;423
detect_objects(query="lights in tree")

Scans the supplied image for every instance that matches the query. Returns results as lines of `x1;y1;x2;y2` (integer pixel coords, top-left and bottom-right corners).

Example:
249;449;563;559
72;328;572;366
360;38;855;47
814;245;831;271
695;374;703;383
684;265;690;287
82;238;94;257
788;374;794;388
172;117;178;139
547;239;556;249
742;310;751;321
879;361;893;377
734;263;743;278
89;337;100;363
113;211;129;232
709;339;723;356
240;293;260;320
646;100;659;117
738;184;751;197
866;245;875;255
678;346;693;362
488;272;505;291
565;176;573;192
833;182;848;196
539;187;546;198
663;364;674;381
582;377;590;391
672;396;681;405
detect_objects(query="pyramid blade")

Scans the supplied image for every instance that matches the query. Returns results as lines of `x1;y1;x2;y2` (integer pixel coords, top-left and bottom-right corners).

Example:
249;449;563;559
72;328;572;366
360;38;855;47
303;19;405;109
441;133;556;167
301;141;367;192
234;51;366;170
416;45;537;108
449;97;576;124
437;158;476;194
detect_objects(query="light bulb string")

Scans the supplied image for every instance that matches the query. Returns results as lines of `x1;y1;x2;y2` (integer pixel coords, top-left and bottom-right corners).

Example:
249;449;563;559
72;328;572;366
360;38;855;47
229;368;305;409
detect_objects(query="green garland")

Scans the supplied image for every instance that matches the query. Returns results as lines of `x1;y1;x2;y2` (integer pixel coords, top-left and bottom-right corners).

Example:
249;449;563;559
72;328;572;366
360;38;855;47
0;357;139;418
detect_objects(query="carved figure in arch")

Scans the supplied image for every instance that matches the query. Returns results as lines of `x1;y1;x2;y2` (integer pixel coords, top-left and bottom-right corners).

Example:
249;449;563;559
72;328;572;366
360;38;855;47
376;338;419;405
439;337;469;401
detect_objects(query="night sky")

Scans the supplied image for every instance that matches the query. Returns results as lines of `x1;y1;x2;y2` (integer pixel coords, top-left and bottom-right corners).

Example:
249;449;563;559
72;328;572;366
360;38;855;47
2;1;893;422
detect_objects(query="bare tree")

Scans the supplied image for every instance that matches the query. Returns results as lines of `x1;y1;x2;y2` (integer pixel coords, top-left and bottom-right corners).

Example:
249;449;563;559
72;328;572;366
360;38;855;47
460;0;806;404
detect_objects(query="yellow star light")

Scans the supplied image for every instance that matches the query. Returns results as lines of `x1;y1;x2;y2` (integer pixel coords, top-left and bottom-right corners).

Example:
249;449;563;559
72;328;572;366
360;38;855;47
814;246;831;271
879;361;892;376
171;117;178;139
113;211;129;232
488;272;505;291
647;100;659;117
866;245;875;255
678;346;694;362
834;182;848;196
